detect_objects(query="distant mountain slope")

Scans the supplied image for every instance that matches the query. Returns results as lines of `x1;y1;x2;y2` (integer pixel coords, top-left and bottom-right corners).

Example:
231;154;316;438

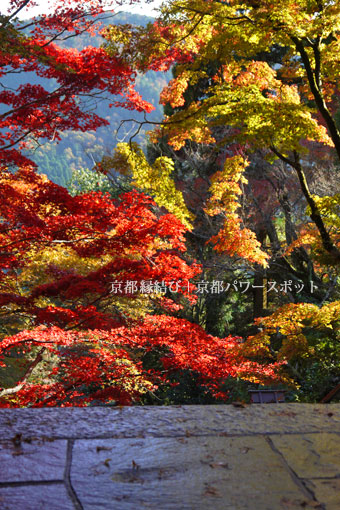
4;12;169;186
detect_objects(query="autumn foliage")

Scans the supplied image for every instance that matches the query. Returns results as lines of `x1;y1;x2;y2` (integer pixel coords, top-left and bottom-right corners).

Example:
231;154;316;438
2;0;340;406
0;0;153;169
0;168;284;406
101;0;340;401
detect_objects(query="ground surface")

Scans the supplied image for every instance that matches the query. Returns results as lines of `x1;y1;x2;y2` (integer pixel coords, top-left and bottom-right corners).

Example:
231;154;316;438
0;404;339;509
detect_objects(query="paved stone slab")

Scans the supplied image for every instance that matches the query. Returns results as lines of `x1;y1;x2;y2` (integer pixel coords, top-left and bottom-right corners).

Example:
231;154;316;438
0;438;67;482
0;484;75;510
1;405;340;510
0;405;339;440
304;478;340;510
71;436;313;510
271;433;340;479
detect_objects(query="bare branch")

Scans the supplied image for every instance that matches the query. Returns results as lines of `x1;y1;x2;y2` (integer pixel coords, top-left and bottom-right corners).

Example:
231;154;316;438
0;348;45;398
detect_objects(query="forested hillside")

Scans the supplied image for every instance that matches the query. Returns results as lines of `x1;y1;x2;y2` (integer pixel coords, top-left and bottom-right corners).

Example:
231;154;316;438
2;11;170;185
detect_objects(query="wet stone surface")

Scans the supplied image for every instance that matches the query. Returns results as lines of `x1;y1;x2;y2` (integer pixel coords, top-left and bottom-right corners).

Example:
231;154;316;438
0;404;339;509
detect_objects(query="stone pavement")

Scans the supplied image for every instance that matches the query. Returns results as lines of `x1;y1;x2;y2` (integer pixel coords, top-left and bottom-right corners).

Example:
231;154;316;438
0;404;340;510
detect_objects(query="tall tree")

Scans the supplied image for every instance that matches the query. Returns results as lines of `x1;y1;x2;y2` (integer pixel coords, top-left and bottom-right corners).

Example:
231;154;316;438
106;0;340;263
102;0;340;398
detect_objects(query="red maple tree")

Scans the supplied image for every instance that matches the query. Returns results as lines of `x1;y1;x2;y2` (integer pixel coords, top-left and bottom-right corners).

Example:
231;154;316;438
0;168;285;407
0;0;153;168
